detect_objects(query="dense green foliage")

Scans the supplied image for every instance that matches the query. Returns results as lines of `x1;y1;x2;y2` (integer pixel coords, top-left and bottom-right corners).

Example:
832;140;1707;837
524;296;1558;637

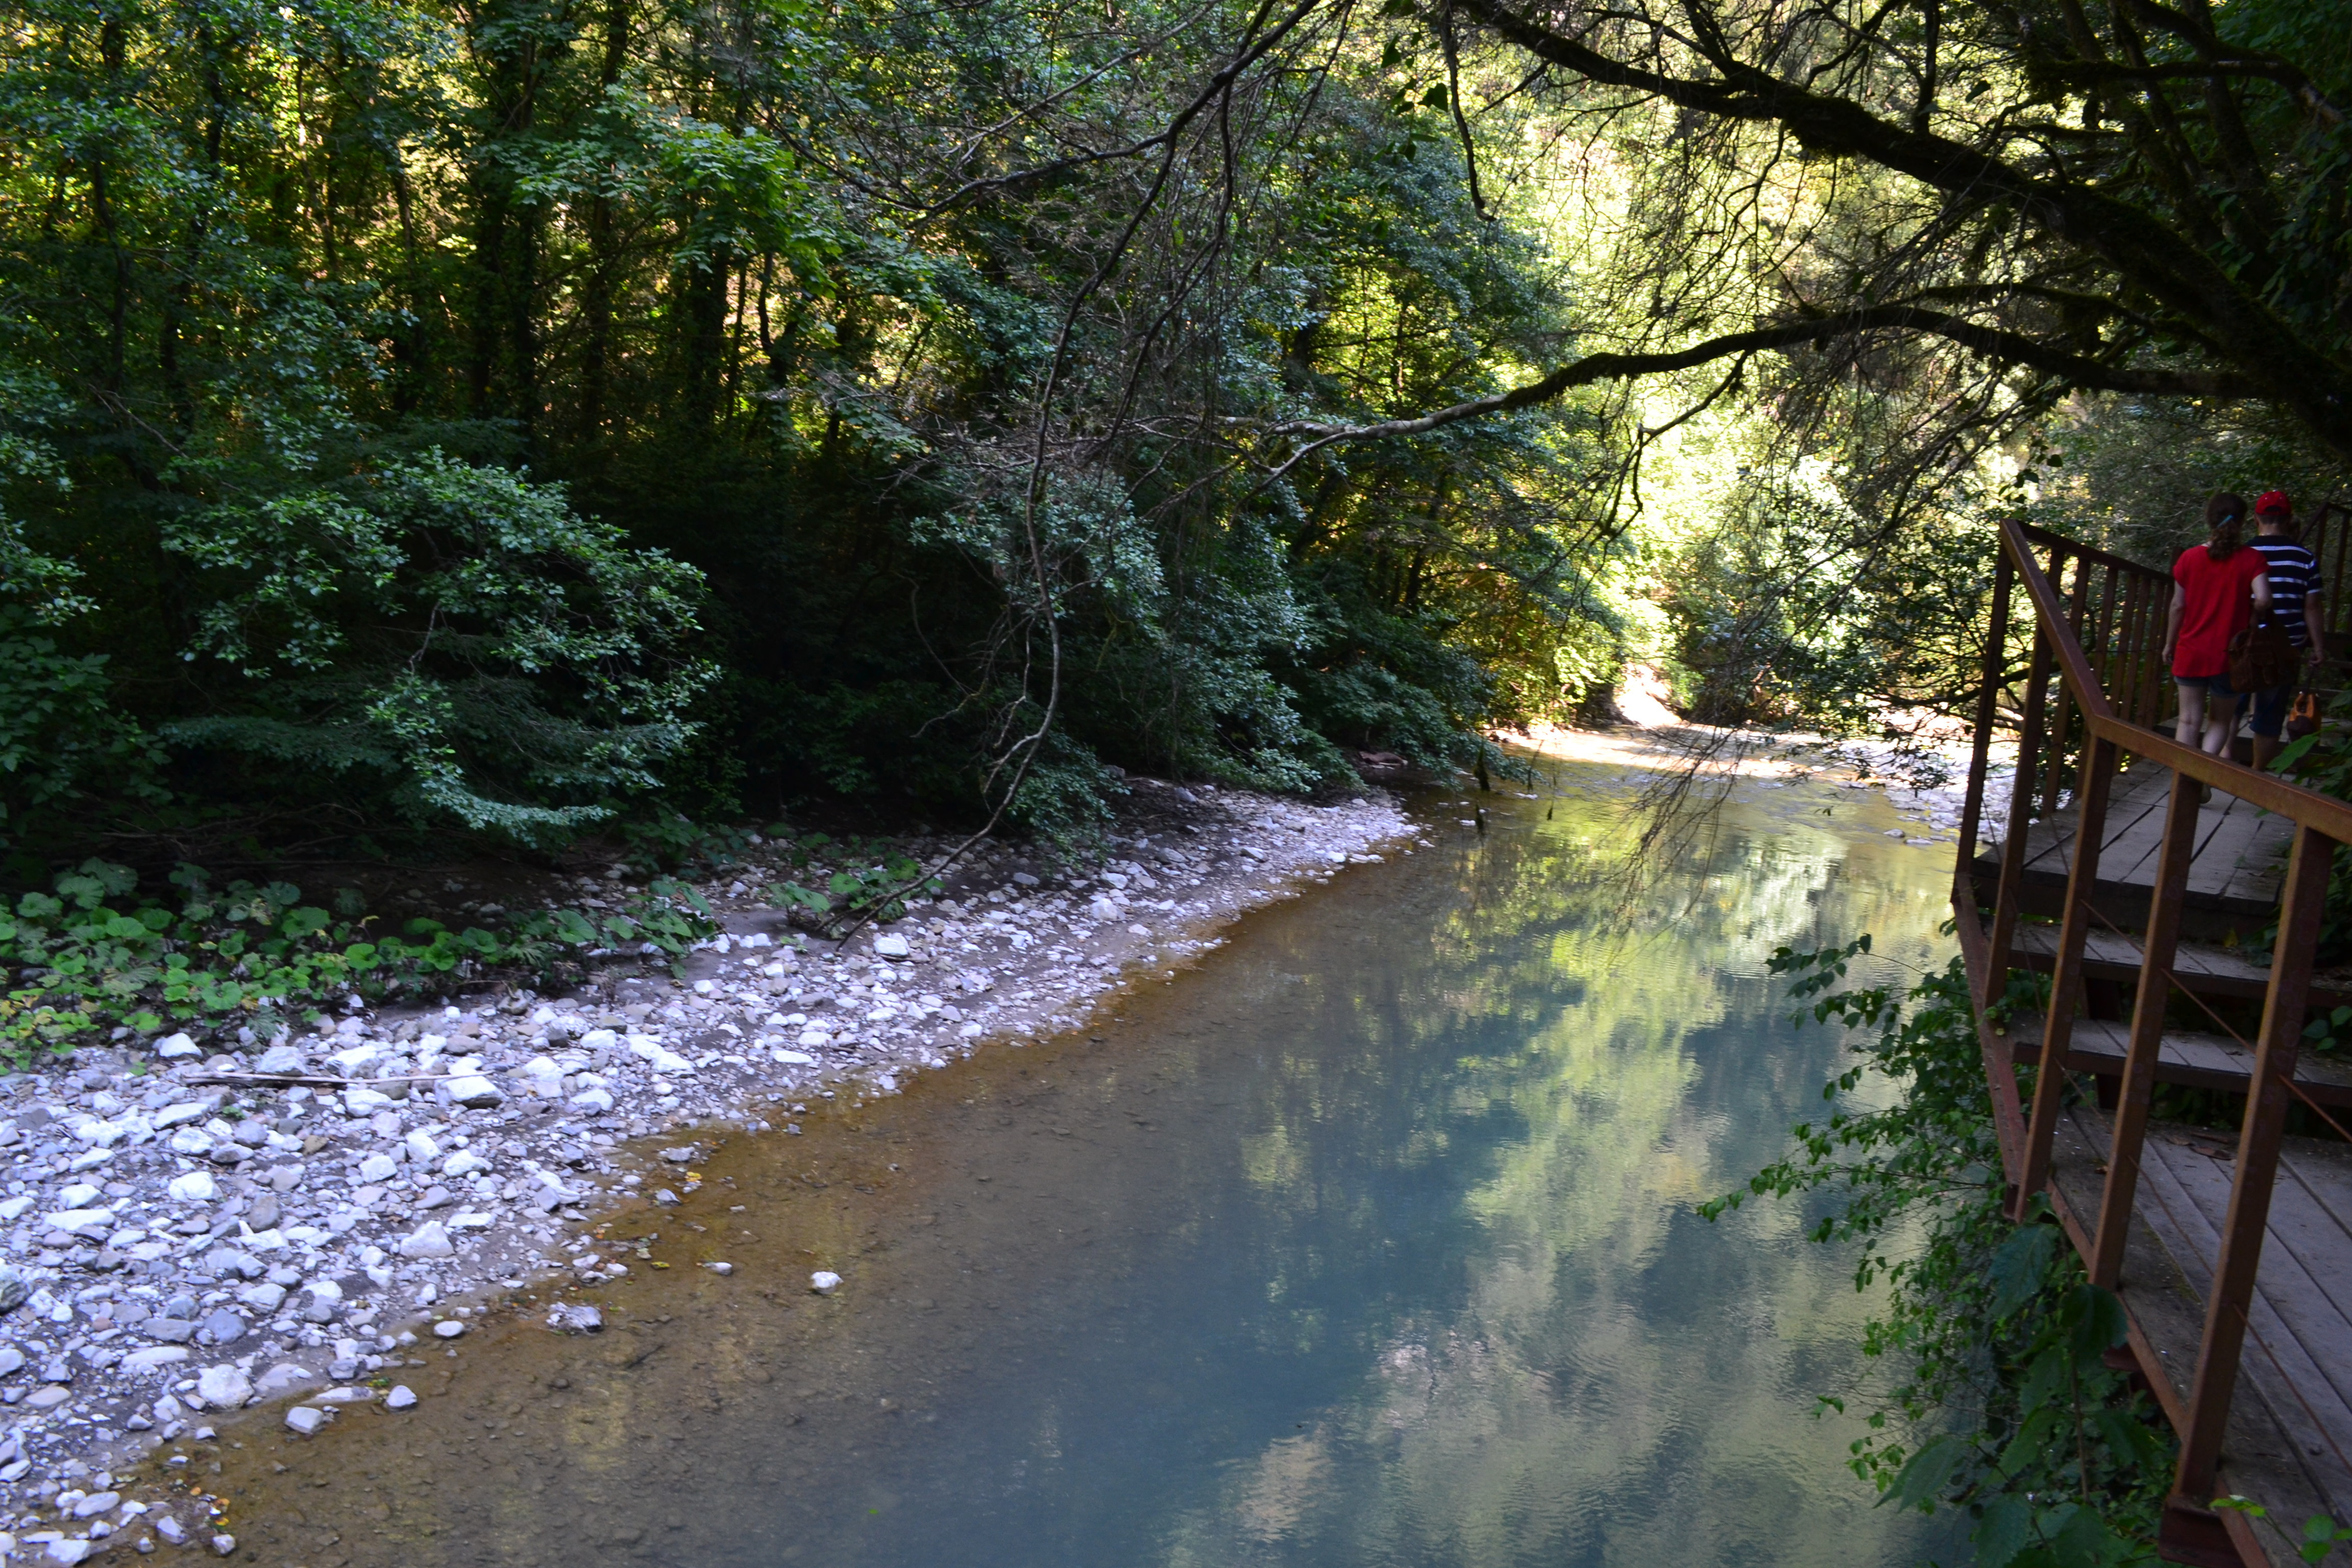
1706;942;2174;1566
0;0;1662;874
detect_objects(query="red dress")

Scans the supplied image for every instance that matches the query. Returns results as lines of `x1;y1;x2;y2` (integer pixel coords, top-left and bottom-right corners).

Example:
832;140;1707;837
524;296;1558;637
2171;545;2268;679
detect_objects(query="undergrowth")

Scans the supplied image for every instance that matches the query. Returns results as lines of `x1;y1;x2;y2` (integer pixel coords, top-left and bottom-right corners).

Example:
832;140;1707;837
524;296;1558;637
0;858;720;1069
1703;938;2171;1566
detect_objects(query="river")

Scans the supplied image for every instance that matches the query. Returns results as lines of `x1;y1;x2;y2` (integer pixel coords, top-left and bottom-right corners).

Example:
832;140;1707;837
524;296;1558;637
214;758;1962;1567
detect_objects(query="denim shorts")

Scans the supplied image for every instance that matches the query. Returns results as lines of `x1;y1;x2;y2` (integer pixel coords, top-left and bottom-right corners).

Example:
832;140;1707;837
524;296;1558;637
2249;681;2298;738
2177;671;2238;697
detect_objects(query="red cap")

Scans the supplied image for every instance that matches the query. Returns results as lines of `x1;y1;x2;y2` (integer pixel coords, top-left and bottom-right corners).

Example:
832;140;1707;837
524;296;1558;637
2256;489;2293;517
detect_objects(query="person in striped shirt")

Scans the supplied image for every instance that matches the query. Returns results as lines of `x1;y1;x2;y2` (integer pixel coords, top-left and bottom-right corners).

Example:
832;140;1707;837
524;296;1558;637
2247;488;2326;770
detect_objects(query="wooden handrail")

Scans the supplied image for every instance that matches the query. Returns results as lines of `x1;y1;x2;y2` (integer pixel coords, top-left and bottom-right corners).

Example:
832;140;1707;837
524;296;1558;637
1969;515;2346;1560
1997;517;2352;840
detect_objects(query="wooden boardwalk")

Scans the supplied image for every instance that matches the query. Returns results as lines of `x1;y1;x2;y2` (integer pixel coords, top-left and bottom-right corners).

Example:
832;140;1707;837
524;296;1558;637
1975;763;2297;939
1950;522;2352;1566
2046;1107;2352;1565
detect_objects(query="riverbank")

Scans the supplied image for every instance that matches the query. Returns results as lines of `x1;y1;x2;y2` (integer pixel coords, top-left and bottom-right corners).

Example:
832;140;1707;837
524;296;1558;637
0;779;1413;1559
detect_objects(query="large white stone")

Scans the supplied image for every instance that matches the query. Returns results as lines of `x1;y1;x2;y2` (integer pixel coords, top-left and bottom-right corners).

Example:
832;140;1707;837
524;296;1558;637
404;1130;441;1163
873;934;911;960
166;1171;217;1204
117;1347;188;1376
397;1221;455;1260
43;1209;113;1238
283;1407;328;1435
439;1074;505;1109
154;1032;199;1059
357;1153;398;1183
442;1150;490;1179
193;1364;252;1410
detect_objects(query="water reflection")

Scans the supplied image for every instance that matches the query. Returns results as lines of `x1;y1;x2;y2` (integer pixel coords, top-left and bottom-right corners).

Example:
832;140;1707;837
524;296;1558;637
216;767;1957;1568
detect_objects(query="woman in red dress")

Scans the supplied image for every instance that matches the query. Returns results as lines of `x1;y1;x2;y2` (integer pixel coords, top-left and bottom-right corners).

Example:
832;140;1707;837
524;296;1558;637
2163;491;2272;756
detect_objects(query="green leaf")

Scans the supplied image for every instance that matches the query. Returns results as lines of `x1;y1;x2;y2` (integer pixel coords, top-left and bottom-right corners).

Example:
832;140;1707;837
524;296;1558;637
1987;1223;2060;1319
1886;1433;1969;1512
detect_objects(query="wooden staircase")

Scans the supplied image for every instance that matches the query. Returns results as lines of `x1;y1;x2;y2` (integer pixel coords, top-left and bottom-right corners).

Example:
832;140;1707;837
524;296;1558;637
1955;521;2352;1568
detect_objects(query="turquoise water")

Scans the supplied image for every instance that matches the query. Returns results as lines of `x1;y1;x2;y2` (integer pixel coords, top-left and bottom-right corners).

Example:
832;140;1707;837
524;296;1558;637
231;766;1964;1566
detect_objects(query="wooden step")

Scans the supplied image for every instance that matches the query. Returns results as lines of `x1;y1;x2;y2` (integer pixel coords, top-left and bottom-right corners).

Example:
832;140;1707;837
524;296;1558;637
2010;1014;2352;1108
2007;924;2352;1012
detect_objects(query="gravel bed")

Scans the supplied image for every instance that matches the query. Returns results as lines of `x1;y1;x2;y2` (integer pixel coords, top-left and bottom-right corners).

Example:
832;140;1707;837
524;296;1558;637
0;780;1414;1561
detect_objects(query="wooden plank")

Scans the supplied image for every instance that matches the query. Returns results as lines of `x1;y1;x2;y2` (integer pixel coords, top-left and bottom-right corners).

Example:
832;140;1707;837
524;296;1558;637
2054;1109;2338;1568
2009;925;2277;999
2006;1016;2352;1107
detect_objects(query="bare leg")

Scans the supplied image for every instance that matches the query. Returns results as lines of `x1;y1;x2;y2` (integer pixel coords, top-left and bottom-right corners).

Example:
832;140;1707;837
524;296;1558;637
2201;696;2237;756
2175;682;2207;748
2252;733;2281;771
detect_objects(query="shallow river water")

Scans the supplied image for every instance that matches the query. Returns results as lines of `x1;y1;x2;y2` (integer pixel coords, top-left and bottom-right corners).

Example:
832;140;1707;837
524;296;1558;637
215;765;1961;1567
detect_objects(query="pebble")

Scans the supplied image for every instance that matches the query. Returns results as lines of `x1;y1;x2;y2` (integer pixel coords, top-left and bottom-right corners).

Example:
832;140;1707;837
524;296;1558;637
385;1386;418;1410
433;1319;467;1339
283;1407;327;1435
0;780;1407;1499
211;1535;236;1557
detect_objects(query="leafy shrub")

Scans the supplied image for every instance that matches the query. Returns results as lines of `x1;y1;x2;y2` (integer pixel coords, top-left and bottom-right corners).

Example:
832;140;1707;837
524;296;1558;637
0;860;718;1068
1705;942;2172;1565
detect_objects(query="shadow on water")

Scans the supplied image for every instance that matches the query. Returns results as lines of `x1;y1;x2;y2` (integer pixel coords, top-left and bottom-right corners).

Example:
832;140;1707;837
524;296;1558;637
211;766;1964;1567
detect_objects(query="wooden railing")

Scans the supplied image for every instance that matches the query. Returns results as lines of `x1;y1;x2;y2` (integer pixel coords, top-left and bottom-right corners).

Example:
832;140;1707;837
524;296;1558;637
1953;518;2352;1559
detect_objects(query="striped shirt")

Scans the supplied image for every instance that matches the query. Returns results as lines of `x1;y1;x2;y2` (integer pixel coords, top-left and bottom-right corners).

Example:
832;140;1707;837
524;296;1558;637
2252;536;2324;645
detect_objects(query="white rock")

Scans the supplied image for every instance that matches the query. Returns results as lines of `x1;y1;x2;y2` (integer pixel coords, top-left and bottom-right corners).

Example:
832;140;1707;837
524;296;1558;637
193;1365;252;1410
117;1348;188;1376
211;1535;235;1557
774;1049;816;1066
283;1407;328;1435
626;1036;694;1073
44;1537;93;1564
873;935;911;960
341;1088;394;1116
580;1028;618;1052
165;1171;217;1204
396;1221;455;1260
70;1492;118;1520
0;1195;32;1221
167;1128;213;1156
153;1102;209;1130
44;1208;113;1238
439;1074;505;1108
810;1270;841;1295
57;1183;100;1210
357;1154;398;1183
703;1261;733;1276
568;1089;615;1113
442;1151;490;1179
385;1385;417;1410
326;1042;380;1072
432;1319;465;1339
238;1282;285;1313
155;1033;199;1059
794;1031;829;1049
154;1517;185;1544
403;1131;441;1163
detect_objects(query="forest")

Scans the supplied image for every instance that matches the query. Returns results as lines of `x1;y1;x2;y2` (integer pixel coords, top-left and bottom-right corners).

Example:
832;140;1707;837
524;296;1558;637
2;0;2347;866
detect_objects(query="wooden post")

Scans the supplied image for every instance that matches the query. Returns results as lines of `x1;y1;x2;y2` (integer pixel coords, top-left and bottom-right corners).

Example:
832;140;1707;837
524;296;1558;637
2015;732;2116;1212
2114;573;2143;722
1988;620;2054;990
2042;554;2091;816
1954;552;2014;910
2088;767;2202;1287
2171;822;2334;1503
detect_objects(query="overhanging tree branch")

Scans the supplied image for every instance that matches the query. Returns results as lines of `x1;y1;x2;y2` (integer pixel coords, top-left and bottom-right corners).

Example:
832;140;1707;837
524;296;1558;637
1260;305;2253;477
